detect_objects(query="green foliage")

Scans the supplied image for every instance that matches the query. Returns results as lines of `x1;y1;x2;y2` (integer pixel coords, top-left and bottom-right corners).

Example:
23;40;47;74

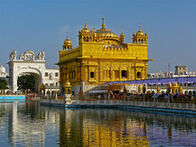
0;78;8;90
17;75;35;92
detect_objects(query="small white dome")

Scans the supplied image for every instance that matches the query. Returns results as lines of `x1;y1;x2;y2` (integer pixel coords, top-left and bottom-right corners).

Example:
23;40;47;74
0;65;6;73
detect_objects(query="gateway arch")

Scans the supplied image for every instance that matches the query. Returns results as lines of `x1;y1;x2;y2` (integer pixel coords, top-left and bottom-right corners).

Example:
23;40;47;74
8;50;46;93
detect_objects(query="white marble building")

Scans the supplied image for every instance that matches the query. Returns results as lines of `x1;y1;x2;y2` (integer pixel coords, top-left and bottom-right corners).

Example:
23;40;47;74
44;68;59;94
148;66;196;79
8;50;59;94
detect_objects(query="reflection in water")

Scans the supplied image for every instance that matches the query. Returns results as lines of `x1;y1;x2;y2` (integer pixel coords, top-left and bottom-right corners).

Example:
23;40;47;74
0;102;195;147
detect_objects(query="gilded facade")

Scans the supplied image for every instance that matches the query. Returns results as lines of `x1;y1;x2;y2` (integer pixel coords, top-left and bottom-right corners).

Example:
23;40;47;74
58;17;151;96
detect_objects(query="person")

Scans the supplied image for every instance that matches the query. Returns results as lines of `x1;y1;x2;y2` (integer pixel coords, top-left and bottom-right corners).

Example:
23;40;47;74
98;94;101;99
156;93;159;102
164;94;168;101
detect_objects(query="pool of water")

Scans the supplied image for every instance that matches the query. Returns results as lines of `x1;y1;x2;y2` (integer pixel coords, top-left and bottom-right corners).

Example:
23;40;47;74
0;95;25;101
0;101;196;147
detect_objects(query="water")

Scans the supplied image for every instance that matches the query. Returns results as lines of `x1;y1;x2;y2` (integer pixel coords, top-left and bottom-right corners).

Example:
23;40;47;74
0;102;196;147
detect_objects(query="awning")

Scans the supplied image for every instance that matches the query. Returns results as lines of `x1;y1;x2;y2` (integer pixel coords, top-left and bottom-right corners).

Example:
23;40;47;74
89;90;108;94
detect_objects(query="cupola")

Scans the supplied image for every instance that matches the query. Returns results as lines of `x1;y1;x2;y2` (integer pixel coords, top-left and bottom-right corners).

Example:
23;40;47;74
63;33;72;50
79;21;94;44
132;24;148;44
81;21;90;33
119;32;125;42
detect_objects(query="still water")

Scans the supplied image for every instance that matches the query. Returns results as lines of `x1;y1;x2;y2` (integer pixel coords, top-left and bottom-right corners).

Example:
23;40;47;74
0;102;196;147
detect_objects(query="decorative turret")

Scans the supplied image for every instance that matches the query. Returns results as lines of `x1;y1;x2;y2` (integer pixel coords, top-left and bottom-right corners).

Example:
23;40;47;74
82;21;90;33
63;32;72;50
132;24;148;44
119;32;125;42
79;21;94;44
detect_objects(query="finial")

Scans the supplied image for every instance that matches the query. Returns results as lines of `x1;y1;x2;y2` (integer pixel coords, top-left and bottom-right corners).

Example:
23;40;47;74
85;20;87;28
102;16;105;28
139;24;141;31
66;32;69;39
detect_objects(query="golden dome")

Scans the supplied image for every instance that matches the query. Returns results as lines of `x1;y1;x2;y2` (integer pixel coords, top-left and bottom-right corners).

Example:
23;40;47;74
64;81;72;87
65;81;71;86
64;33;72;45
63;32;72;50
95;17;117;38
82;21;90;33
136;24;144;36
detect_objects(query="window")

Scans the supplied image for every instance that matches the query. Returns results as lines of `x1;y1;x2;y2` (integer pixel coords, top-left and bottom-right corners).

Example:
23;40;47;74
55;72;58;77
45;72;48;77
109;70;111;78
72;71;74;78
90;72;94;78
56;82;58;86
45;83;48;86
50;83;54;86
105;70;111;78
137;72;142;78
121;70;127;78
115;70;119;79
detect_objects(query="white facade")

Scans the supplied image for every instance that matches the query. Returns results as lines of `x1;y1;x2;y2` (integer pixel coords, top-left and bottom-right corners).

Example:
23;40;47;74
8;50;59;93
44;69;59;94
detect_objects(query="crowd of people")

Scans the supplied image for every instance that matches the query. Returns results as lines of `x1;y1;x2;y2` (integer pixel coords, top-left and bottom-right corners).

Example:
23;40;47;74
108;90;196;103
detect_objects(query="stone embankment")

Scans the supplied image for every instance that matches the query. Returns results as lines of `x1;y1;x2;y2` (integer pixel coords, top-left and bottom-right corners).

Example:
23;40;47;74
40;99;196;115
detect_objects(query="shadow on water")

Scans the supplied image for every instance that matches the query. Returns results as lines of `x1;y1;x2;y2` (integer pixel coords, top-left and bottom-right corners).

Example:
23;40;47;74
0;101;196;147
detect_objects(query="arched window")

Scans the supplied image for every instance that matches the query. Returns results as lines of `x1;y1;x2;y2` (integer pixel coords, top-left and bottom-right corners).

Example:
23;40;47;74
137;72;141;78
83;37;86;42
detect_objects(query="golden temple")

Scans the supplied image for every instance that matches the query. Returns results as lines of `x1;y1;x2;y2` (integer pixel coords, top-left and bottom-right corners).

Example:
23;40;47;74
58;17;151;97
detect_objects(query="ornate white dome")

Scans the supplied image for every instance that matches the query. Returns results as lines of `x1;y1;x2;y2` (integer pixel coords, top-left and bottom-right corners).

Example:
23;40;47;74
0;65;6;73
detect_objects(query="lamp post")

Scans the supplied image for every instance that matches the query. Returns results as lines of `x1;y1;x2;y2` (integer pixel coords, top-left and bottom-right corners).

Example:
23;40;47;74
64;81;72;105
39;83;45;99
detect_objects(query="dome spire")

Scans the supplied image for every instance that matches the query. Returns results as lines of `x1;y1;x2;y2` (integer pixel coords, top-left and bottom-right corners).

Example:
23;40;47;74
66;32;69;40
102;16;105;28
139;24;141;32
85;20;87;29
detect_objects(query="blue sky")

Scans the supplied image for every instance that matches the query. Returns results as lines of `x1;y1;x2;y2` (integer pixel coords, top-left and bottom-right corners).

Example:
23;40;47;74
0;0;196;72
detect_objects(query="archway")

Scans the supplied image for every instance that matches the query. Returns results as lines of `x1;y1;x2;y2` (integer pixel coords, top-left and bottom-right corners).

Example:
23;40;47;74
17;73;42;94
8;50;46;93
15;67;43;94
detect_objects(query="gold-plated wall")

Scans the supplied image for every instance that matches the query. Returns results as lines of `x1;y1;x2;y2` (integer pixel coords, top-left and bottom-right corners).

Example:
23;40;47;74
59;18;151;88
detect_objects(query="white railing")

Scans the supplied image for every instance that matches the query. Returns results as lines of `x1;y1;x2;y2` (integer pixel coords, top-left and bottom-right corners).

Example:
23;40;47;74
69;100;196;111
40;99;196;111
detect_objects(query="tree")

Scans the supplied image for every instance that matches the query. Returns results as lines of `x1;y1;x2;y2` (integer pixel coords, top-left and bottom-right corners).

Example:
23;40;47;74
0;78;8;90
17;75;35;92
